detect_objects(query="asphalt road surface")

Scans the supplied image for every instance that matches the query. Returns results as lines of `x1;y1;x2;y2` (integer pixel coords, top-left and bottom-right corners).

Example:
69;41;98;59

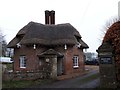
30;66;100;88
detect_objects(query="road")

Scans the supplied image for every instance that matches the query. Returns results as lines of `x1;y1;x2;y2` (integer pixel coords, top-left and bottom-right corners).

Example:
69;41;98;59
30;65;100;88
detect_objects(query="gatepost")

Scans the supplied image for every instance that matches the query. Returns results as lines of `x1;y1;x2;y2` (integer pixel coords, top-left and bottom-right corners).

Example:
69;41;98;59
97;42;117;88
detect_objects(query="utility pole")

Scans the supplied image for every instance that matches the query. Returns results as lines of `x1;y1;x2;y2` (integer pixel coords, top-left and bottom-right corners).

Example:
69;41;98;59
118;1;120;18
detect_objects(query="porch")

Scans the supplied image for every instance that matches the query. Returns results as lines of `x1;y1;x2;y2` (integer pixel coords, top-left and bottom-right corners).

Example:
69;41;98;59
38;49;64;79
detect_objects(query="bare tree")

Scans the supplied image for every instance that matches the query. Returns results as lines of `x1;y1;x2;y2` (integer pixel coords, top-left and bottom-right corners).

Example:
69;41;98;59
0;30;7;57
99;16;120;43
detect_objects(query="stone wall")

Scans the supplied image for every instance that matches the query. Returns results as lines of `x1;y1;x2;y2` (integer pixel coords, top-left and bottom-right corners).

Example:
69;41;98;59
2;70;50;81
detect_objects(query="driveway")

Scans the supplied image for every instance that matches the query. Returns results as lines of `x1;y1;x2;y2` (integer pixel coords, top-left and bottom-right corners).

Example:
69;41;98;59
30;65;100;88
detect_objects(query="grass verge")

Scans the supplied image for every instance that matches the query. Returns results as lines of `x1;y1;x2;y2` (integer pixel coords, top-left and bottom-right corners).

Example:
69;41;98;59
78;73;99;84
2;79;54;88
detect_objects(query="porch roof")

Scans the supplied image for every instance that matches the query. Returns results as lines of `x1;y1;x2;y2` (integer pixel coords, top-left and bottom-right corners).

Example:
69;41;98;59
37;49;64;57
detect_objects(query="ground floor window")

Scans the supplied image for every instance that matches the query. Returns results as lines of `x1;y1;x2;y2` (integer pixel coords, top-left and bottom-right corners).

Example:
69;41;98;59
19;55;26;68
73;56;79;68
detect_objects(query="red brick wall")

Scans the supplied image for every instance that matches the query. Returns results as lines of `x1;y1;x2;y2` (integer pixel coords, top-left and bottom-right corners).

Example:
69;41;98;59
54;45;85;75
63;45;84;74
13;45;85;75
13;45;46;71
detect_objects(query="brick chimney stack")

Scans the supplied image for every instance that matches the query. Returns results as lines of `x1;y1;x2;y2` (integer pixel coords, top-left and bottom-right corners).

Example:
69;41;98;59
50;10;55;24
45;10;50;24
45;10;55;24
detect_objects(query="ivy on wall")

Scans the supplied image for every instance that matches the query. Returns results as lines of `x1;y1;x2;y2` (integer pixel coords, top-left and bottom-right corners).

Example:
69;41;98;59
103;21;120;64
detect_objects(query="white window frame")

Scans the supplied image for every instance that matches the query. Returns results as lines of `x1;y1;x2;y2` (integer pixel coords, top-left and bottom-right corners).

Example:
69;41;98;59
20;56;26;68
73;56;79;68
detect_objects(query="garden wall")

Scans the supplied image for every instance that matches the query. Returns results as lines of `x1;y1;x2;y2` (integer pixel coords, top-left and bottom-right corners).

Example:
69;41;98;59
2;70;50;81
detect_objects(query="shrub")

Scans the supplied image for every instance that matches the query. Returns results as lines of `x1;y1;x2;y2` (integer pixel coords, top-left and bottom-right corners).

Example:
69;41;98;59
103;21;120;61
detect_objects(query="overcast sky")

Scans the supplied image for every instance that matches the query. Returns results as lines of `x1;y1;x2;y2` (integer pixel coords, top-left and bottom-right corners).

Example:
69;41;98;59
0;0;119;53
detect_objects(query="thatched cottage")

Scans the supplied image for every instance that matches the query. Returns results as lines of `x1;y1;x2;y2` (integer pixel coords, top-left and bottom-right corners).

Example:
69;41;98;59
7;10;89;79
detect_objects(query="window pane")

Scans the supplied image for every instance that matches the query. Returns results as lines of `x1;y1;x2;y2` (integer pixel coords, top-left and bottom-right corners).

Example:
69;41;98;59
73;56;79;68
20;56;26;68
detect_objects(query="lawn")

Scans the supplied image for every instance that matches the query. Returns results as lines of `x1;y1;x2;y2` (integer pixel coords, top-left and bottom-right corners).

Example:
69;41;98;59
2;79;54;88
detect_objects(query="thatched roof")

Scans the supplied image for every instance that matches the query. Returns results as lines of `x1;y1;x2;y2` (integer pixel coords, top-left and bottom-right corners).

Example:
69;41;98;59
7;22;88;48
17;22;34;36
7;37;20;48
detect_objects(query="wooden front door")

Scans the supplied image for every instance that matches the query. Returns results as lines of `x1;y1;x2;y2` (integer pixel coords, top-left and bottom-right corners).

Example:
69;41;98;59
57;57;64;76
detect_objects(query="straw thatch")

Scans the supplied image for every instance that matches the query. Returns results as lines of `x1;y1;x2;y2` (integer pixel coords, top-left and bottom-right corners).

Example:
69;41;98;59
7;22;88;48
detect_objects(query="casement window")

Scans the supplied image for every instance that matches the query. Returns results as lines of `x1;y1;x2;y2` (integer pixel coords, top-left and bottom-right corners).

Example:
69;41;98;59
73;56;79;68
19;56;26;68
